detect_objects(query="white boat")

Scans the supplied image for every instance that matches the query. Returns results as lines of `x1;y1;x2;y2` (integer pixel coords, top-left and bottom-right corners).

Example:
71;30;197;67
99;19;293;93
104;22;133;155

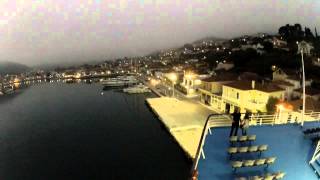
101;79;126;87
101;76;138;87
123;84;151;94
3;87;14;94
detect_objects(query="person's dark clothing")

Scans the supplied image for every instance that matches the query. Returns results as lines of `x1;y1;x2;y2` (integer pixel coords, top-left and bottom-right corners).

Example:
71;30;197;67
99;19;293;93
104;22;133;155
229;112;241;137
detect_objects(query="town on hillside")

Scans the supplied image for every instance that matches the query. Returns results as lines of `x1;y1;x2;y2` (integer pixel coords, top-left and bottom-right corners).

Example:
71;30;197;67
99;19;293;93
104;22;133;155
1;23;320;116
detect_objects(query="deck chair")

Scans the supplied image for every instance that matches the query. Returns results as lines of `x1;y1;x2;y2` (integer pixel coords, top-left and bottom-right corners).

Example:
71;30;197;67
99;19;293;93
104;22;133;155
230;136;238;144
258;145;268;156
231;161;243;172
265;157;276;168
274;172;286;179
228;147;238;159
263;175;274;180
239;136;248;143
251;176;263;180
248;135;256;141
235;177;247;180
243;160;255;167
248;145;258;153
238;147;248;153
254;158;266;166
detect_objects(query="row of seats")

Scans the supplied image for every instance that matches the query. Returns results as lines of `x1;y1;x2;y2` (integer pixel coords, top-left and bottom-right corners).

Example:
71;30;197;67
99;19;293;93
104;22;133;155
230;135;256;144
228;145;268;158
303;127;320;134
231;157;276;172
235;171;285;180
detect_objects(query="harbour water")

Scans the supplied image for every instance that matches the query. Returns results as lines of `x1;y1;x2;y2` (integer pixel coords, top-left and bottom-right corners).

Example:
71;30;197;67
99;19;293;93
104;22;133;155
0;82;190;180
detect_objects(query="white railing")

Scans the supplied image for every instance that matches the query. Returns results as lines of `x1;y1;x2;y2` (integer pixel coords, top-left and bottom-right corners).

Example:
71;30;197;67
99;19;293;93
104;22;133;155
206;112;320;129
310;140;320;164
304;112;320;122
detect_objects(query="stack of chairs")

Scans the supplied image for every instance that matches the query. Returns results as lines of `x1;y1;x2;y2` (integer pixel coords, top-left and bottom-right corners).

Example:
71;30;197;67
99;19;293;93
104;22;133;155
303;127;320;141
230;135;257;145
231;157;276;172
303;127;320;134
235;171;286;180
228;134;282;176
228;145;268;159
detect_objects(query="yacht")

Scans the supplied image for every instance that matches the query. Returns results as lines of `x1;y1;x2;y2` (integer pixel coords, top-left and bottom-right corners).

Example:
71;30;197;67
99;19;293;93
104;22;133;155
101;76;138;87
3;86;14;94
123;84;151;94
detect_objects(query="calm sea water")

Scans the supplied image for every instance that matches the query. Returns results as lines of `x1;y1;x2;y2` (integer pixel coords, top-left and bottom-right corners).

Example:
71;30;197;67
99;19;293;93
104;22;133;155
0;82;190;180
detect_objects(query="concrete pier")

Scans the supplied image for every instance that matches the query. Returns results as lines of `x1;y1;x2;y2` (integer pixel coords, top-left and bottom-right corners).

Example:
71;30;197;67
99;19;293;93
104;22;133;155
146;97;214;158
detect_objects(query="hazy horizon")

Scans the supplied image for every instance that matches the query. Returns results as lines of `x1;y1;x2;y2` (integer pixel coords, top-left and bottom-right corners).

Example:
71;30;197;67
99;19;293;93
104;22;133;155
0;0;319;66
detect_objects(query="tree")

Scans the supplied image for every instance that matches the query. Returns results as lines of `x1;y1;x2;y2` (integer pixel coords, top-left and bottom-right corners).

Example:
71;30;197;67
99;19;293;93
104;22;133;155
266;97;279;114
305;27;314;40
263;41;273;52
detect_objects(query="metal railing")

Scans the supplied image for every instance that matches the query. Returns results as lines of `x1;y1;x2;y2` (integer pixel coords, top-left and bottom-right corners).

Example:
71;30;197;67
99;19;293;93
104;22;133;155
310;140;320;164
190;111;320;179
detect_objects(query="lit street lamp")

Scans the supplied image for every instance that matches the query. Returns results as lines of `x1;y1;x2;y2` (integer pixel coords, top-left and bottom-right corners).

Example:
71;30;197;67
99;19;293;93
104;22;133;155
169;73;177;98
298;42;307;126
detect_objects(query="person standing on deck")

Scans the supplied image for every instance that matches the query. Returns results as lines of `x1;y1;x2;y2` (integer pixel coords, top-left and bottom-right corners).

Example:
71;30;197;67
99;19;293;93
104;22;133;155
241;112;250;135
229;108;241;137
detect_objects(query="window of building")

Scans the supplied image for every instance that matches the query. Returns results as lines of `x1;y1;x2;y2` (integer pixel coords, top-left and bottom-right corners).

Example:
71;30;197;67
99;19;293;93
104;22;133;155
236;92;239;99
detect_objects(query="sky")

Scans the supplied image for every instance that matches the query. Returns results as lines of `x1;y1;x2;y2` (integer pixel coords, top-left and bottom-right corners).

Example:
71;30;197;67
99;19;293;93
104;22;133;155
0;0;319;66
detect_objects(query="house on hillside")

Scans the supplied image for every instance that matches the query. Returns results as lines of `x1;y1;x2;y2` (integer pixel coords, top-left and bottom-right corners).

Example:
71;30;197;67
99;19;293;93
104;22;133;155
215;62;234;71
180;71;210;96
272;68;312;89
199;73;237;111
221;81;285;113
297;41;314;56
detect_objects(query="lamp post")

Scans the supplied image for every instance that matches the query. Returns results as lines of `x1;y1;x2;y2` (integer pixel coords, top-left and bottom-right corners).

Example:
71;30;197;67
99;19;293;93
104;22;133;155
298;42;307;126
169;73;177;98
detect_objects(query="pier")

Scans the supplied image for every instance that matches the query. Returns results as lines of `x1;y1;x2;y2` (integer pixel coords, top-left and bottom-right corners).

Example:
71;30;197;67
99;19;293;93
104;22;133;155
146;97;214;158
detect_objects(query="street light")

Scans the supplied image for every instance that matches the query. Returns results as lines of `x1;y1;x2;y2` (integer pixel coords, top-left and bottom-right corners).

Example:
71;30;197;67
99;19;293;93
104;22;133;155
298;42;307;126
169;73;177;98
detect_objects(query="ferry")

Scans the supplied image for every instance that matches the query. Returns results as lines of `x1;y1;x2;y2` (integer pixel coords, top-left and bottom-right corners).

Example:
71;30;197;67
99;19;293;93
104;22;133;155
123;84;151;94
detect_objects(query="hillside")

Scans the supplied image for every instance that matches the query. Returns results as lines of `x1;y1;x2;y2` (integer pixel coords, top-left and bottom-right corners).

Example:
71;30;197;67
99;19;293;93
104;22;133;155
0;61;30;75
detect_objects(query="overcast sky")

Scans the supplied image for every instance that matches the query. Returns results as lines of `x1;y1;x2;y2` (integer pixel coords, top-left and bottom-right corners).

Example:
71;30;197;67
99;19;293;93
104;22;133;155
0;0;319;66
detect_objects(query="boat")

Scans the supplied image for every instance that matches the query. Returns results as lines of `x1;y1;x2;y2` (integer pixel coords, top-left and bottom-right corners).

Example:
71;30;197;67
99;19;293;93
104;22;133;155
123;84;151;94
101;76;138;87
3;86;14;94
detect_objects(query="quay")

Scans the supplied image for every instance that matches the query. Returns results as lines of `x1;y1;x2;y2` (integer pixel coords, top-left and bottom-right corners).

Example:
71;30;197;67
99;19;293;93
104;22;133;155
146;97;214;158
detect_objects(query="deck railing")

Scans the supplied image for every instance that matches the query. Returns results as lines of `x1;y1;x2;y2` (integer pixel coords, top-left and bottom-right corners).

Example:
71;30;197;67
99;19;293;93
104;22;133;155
310;140;320;164
190;111;320;180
